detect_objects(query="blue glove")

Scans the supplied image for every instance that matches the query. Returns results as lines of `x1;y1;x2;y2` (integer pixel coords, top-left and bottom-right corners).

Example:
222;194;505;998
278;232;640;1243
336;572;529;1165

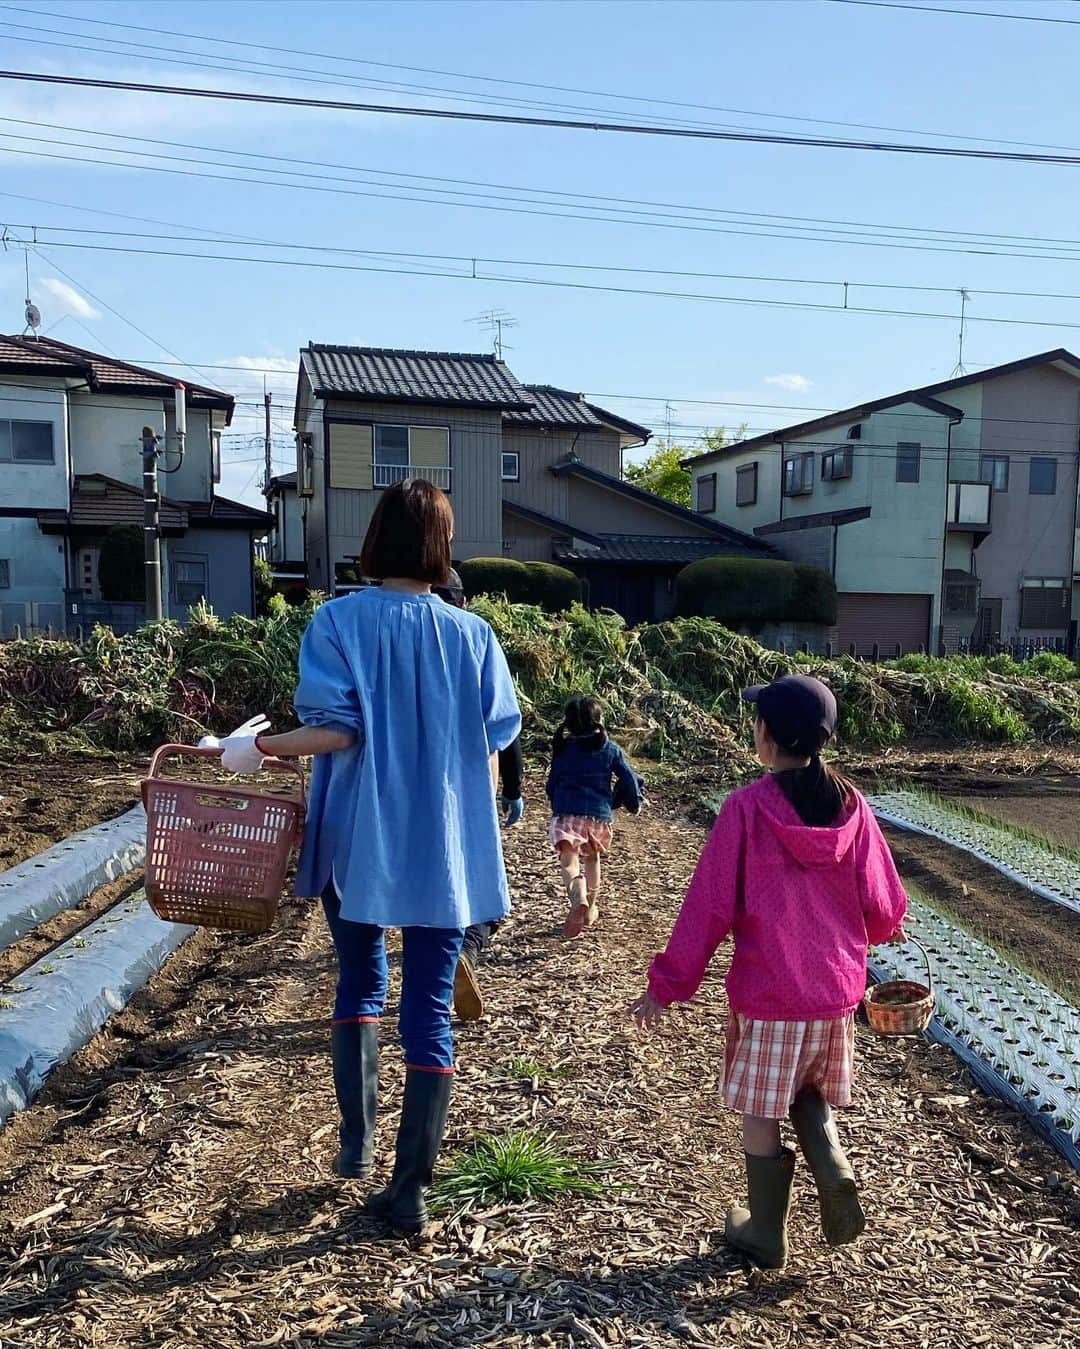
500;796;525;827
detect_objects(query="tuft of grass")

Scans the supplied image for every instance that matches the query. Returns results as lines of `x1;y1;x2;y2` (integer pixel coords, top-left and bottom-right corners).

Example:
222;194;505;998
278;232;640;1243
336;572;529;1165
431;1129;609;1215
506;1057;576;1082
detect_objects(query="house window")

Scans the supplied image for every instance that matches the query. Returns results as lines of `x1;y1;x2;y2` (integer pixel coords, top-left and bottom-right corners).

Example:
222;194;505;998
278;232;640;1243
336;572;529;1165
736;463;758;507
945;581;977;613
297;433;314;498
0;419;54;463
174;557;208;607
501;451;520;482
211;430;222;485
896;443;921;483
696;472;717;513
979;454;1009;491
1029;457;1057;495
372;424;451;490
1020;577;1068;629
783;453;814;497
0;559;9;589
821;447;853;482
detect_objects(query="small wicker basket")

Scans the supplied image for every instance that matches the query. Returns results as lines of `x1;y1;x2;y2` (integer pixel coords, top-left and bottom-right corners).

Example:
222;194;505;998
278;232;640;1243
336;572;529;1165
864;938;934;1038
142;744;306;934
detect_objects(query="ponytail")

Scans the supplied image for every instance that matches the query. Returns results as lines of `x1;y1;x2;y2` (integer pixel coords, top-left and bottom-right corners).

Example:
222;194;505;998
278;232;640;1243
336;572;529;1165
773;754;854;827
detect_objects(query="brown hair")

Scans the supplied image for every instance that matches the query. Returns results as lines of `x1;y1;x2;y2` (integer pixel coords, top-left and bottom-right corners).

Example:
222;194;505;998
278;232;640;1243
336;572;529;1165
359;479;453;584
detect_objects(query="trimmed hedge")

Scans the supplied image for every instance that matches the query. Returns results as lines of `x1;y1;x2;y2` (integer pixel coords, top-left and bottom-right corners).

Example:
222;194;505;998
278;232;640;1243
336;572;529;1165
674;557;837;629
459;558;535;605
458;557;583;612
525;561;583;612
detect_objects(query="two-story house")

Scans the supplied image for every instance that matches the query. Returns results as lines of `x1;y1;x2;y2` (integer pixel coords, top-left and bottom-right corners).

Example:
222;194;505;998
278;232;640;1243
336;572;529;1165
292;344;769;622
0;335;272;635
687;349;1080;656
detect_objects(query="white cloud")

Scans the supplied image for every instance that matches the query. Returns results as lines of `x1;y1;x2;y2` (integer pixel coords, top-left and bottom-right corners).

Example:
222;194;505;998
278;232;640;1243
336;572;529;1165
763;373;814;394
38;277;99;319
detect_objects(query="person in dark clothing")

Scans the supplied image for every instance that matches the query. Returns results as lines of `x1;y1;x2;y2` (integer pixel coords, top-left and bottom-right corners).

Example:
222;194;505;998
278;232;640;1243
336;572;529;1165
434;569;524;1020
547;694;642;938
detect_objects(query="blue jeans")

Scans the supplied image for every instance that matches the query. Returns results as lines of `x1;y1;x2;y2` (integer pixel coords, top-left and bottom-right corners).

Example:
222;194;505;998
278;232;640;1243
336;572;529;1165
321;889;464;1070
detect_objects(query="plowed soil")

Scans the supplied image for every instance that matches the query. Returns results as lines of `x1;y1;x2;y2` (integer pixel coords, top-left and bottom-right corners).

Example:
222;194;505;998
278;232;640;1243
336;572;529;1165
0;771;1077;1348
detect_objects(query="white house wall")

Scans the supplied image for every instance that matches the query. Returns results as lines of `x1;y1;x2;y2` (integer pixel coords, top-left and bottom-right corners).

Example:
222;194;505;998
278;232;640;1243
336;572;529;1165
0;382;69;511
68;395;165;491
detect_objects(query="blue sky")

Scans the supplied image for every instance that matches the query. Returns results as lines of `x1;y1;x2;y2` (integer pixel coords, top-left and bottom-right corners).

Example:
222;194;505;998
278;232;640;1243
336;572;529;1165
3;0;1080;503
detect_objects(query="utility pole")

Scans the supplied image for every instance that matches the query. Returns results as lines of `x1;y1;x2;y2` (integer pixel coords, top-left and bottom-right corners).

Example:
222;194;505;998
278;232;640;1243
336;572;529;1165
141;425;163;623
263;387;273;494
141;382;185;624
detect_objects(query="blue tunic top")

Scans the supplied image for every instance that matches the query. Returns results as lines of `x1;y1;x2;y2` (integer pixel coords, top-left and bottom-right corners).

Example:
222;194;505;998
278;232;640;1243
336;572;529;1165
292;589;522;930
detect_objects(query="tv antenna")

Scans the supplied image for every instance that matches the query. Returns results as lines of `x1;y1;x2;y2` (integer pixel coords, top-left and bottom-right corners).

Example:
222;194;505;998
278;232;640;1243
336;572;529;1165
469;308;517;360
951;288;971;377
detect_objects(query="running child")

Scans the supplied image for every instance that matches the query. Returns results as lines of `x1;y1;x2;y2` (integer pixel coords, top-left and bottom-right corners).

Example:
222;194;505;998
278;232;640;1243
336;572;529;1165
546;694;642;938
631;675;907;1270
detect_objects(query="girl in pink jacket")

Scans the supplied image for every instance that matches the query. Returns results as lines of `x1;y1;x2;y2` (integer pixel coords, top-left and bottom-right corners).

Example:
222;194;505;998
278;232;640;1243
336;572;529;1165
632;675;907;1270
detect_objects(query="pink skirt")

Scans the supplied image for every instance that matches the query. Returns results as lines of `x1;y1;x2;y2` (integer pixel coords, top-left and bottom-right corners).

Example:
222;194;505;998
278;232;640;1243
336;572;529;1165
723;1012;856;1119
549;815;614;856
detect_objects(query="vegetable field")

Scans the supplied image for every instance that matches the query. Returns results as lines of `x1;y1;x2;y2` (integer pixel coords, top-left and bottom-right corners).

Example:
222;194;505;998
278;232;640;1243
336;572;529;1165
0;605;1076;1346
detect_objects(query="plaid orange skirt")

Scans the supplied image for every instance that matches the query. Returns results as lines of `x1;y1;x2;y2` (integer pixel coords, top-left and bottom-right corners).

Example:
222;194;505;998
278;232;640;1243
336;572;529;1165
723;1012;856;1119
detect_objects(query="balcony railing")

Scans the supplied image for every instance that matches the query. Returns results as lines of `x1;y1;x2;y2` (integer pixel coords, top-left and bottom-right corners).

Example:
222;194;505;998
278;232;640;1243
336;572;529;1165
373;463;451;490
947;480;992;530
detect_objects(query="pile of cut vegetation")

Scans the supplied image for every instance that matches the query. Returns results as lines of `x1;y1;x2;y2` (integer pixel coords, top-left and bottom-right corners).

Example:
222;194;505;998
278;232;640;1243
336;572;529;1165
0;595;1077;759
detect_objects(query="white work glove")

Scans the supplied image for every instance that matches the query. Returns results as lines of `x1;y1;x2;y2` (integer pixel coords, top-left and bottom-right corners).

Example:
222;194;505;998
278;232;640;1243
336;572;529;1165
198;714;270;775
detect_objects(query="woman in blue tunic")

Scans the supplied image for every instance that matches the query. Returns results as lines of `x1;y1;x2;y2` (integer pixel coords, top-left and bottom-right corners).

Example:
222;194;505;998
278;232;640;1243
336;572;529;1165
209;480;521;1233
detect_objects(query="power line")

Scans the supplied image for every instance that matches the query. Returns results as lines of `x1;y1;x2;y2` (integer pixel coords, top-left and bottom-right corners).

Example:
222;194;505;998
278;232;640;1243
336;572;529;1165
6;66;1080;165
827;0;1080;24
19;219;1080;305
13;113;1080;255
19;231;1080;338
11;123;1080;267
9;1;1080;157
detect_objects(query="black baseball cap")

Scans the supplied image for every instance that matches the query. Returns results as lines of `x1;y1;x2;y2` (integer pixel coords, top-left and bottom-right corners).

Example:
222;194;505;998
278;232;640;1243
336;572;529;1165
434;567;465;604
742;674;838;754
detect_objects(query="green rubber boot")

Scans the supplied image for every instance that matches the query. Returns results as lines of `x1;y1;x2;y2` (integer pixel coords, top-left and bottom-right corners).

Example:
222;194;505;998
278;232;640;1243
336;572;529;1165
724;1148;796;1270
789;1088;865;1246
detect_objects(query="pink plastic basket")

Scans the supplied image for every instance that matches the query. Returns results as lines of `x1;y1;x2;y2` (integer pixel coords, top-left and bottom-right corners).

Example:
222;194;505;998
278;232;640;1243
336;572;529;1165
141;744;306;934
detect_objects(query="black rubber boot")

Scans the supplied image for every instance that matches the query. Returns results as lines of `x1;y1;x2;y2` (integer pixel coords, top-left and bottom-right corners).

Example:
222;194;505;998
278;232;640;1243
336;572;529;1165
724;1148;796;1269
365;1068;453;1234
331;1020;379;1179
789;1087;865;1246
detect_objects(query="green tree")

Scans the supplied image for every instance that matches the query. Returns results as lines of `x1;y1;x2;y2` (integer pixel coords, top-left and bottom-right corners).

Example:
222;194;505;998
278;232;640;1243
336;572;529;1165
254;556;274;616
624;426;746;507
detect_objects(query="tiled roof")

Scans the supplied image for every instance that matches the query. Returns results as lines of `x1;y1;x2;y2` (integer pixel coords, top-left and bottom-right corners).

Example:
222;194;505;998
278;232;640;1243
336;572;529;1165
38;474;189;532
37;477;270;533
505;385;652;440
268;470;297;490
301;344;533;410
0;335;234;413
555;534;757;564
186;495;273;528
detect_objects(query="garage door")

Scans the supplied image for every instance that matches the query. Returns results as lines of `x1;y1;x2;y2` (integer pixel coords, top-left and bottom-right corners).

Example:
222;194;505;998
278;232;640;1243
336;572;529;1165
837;592;932;658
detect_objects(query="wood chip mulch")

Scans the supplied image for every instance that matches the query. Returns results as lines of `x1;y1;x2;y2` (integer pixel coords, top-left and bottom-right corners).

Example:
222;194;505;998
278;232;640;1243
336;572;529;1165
0;772;1077;1348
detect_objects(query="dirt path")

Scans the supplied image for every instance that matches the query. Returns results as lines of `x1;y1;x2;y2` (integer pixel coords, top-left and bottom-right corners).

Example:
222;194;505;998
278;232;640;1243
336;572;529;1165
1;780;1078;1347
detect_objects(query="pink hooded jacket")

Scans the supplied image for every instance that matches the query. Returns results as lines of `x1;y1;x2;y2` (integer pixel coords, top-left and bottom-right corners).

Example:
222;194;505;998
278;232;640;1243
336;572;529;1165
648;774;907;1021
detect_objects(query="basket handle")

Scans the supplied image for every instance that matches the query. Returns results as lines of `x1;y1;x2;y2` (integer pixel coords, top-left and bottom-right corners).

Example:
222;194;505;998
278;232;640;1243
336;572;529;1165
902;935;934;995
146;742;306;809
